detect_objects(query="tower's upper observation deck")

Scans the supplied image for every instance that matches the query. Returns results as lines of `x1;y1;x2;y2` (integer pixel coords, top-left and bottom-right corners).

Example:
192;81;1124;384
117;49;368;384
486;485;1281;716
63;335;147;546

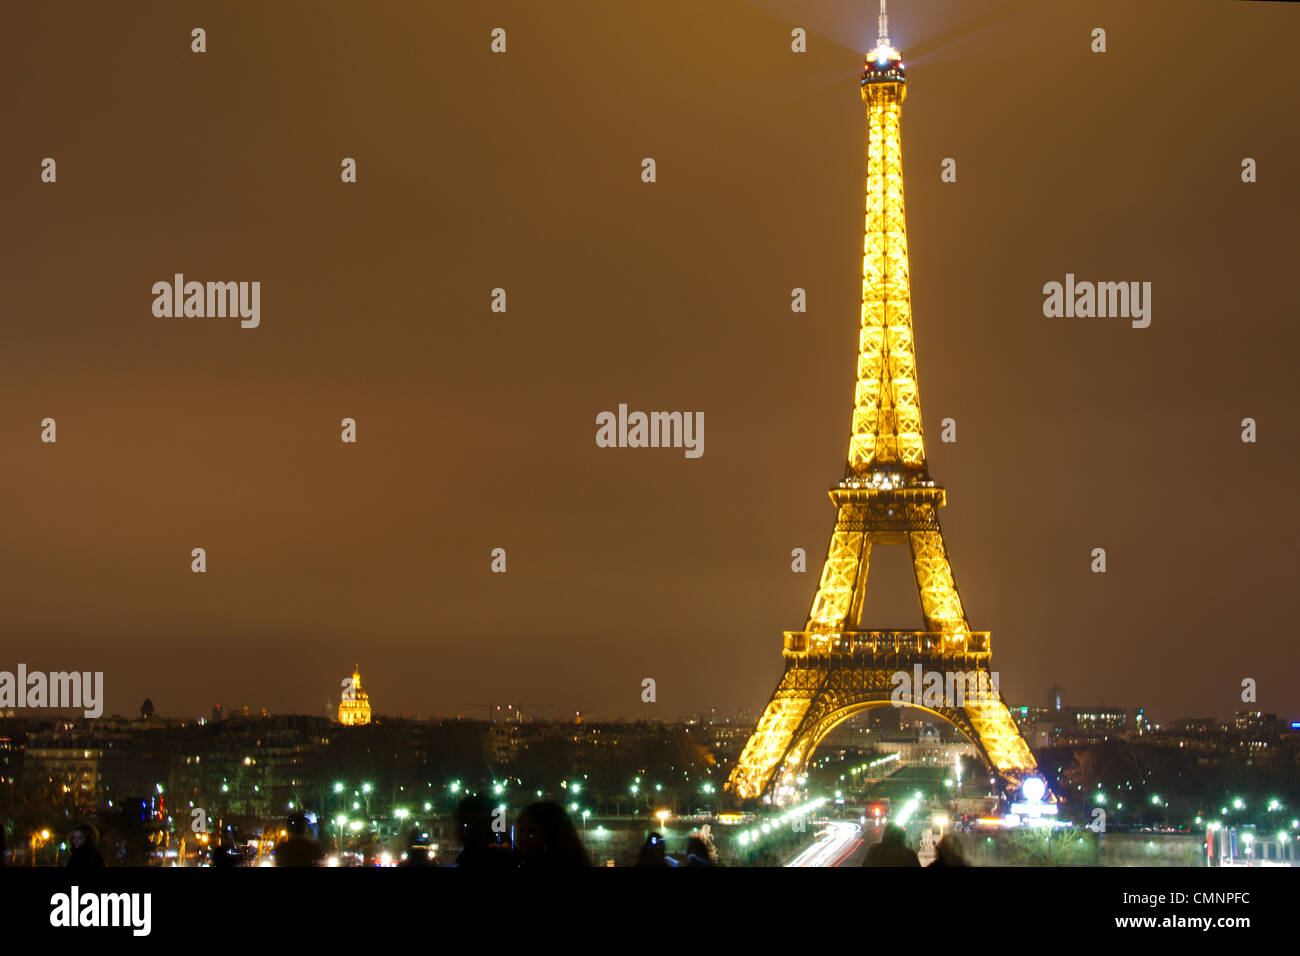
861;48;905;87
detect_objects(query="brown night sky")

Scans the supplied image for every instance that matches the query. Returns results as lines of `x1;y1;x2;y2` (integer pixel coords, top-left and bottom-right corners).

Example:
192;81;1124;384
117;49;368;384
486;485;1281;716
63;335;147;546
1;0;1297;723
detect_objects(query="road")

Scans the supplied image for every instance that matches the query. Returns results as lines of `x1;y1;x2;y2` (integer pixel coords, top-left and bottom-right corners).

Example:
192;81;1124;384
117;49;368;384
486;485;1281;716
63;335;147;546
785;820;869;867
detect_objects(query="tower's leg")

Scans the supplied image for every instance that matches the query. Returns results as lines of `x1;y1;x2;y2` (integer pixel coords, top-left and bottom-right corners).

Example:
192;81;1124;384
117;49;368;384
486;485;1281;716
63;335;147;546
805;507;871;632
727;666;825;800
907;510;1042;787
961;695;1039;787
906;509;969;638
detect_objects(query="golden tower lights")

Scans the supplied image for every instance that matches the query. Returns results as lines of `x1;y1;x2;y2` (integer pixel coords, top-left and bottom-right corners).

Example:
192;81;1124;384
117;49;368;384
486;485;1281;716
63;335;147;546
727;6;1047;805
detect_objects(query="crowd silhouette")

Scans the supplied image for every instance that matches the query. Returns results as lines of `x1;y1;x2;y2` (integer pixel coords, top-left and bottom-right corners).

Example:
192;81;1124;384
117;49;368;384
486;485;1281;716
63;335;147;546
861;823;970;867
34;799;966;868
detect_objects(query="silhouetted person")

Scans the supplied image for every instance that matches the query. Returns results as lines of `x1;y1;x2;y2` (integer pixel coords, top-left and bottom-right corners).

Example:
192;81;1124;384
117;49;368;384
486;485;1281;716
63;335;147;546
514;801;592;868
927;834;969;867
862;823;920;867
453;794;514;868
0;825;6;867
273;812;325;867
67;824;106;868
684;831;718;867
636;832;676;867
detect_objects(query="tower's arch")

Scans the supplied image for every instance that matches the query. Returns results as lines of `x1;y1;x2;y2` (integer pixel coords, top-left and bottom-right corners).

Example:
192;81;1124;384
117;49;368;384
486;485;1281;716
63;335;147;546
803;699;985;764
739;663;1033;801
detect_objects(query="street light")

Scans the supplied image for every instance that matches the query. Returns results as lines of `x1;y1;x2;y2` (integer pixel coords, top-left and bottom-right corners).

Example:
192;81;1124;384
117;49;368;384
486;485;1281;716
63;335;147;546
31;829;52;866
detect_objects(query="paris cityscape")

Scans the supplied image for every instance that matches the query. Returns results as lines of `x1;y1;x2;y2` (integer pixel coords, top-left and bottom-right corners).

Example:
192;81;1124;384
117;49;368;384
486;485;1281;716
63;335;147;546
2;0;1296;939
2;669;1298;868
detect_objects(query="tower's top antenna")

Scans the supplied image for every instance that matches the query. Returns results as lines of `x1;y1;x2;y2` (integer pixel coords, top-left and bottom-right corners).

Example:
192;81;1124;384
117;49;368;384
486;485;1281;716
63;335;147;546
865;0;902;77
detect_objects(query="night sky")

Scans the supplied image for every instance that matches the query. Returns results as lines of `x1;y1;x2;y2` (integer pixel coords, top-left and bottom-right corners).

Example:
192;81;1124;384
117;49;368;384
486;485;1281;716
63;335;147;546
2;0;1297;724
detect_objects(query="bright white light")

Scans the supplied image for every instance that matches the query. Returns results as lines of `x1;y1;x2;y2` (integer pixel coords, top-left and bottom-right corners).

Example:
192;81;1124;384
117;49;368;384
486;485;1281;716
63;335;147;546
869;44;899;66
1022;777;1046;803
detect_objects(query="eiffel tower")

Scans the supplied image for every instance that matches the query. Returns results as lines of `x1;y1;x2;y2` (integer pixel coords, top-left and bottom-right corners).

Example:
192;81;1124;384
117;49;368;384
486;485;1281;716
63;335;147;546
727;4;1046;804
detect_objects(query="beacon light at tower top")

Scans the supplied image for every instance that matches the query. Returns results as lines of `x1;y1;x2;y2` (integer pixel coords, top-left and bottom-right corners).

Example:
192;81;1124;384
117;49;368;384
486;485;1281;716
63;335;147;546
868;0;902;70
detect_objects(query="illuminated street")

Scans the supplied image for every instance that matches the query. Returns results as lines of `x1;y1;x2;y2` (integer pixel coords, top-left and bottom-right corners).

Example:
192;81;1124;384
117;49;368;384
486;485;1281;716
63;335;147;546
786;820;867;868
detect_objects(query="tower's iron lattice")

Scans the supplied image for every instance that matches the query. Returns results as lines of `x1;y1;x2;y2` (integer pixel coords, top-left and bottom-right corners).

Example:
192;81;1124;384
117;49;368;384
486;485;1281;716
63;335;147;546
726;20;1044;803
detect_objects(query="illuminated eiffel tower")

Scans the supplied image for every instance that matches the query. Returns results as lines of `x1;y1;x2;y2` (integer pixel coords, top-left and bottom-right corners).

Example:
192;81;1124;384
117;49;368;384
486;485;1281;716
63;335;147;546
728;4;1046;804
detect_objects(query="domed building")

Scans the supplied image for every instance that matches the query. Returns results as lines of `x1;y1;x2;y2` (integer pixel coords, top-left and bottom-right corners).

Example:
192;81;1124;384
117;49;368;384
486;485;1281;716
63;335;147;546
338;665;372;726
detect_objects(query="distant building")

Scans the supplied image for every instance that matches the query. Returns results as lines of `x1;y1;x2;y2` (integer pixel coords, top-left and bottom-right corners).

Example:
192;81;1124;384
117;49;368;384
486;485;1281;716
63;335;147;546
25;747;101;807
1234;711;1278;734
338;666;372;726
872;723;976;767
1011;702;1146;745
1234;711;1279;751
486;723;521;763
